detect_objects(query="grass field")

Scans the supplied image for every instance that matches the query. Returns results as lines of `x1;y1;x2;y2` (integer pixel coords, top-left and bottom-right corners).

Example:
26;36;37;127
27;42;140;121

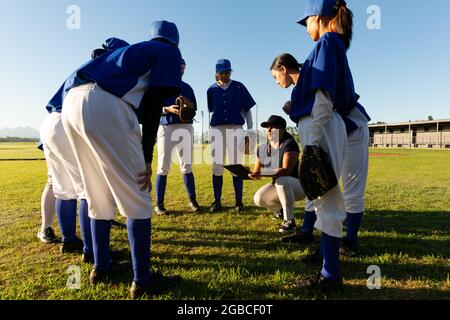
0;143;449;300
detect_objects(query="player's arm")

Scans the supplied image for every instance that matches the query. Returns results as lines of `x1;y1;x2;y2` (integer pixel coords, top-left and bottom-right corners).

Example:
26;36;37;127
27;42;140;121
273;151;300;179
141;87;179;162
307;89;333;147
138;87;179;191
249;157;262;180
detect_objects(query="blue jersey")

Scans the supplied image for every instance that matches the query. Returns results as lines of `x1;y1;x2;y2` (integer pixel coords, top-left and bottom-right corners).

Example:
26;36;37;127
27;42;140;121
45;37;130;114
45;64;90;114
63;40;181;114
207;81;255;127
160;81;197;125
290;32;362;128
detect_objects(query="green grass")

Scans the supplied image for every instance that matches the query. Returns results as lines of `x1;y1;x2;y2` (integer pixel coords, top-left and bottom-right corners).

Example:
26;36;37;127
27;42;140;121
0;143;449;300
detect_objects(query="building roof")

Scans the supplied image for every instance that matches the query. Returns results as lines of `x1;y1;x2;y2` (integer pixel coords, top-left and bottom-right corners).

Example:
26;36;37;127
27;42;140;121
369;119;450;128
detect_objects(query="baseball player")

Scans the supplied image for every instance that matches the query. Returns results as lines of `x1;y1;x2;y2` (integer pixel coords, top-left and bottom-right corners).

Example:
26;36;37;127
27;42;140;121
155;58;200;215
283;101;371;258
250;115;302;234
36;142;59;243
38;38;129;257
208;59;256;212
61;20;182;299
270;0;358;291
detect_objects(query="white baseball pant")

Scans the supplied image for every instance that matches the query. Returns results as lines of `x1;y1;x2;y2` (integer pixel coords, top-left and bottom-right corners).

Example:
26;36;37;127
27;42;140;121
211;125;245;176
61;83;152;221
157;124;194;175
305;108;369;214
298;111;347;238
254;176;306;220
40;112;85;200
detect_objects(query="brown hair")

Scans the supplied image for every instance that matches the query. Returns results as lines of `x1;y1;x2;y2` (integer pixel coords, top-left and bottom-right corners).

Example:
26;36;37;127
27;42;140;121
270;53;302;72
329;0;353;50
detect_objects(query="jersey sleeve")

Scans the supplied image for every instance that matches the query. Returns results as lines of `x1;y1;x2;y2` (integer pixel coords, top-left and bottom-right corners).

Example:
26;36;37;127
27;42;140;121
46;83;65;113
147;45;182;90
284;139;300;153
310;39;338;100
240;83;256;111
185;84;197;111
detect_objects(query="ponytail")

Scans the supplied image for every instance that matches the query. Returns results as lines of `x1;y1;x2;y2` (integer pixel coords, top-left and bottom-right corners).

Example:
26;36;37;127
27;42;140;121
270;53;302;72
330;0;353;50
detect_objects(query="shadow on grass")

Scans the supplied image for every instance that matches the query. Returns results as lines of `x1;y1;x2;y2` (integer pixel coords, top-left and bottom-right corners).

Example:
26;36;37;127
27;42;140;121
363;210;450;237
103;209;450;299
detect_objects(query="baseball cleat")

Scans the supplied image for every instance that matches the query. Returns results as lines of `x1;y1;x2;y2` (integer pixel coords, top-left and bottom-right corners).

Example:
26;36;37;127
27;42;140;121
235;201;245;213
279;219;296;234
90;260;132;285
60;238;84;254
155;204;168;215
81;253;95;264
188;199;201;212
293;272;343;291
37;227;60;244
209;201;222;212
129;270;182;299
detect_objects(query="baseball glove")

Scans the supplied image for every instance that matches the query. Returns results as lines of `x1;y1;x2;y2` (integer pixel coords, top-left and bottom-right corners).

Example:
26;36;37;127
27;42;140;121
176;96;196;123
299;145;338;201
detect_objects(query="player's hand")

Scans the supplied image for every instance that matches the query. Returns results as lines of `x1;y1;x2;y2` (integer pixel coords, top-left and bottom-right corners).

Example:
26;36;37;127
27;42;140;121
165;105;180;115
248;171;261;180
137;163;152;192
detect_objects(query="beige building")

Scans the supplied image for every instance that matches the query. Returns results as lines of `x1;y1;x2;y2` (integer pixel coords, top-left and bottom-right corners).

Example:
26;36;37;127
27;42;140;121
369;119;450;149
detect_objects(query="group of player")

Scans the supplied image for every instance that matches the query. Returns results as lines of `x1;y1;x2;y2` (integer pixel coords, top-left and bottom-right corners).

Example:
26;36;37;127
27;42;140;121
37;0;371;297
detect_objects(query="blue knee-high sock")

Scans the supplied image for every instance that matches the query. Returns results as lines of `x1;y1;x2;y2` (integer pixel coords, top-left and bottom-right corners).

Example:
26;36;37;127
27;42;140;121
91;219;112;272
156;175;167;205
127;218;151;287
79;199;93;256
183;173;196;200
55;199;77;243
320;233;341;281
301;211;317;235
213;175;223;202
346;212;363;245
232;177;243;203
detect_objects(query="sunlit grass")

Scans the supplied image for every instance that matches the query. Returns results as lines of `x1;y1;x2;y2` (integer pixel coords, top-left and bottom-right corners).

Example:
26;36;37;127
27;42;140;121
0;143;449;300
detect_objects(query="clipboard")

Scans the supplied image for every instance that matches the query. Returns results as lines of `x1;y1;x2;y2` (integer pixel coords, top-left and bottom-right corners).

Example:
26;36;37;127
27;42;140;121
223;165;252;180
223;165;276;180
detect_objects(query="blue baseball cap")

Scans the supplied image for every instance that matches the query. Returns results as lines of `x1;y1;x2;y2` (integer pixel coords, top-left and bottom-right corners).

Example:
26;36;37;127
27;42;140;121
180;58;186;66
216;59;232;73
103;37;129;51
149;20;179;46
92;37;130;59
297;0;336;27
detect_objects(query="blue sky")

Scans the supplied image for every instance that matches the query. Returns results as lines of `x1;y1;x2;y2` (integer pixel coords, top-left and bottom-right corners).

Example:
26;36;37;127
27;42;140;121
1;0;450;134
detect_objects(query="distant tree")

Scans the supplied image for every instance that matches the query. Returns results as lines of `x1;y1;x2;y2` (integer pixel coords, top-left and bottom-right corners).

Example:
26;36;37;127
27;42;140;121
428;115;434;121
286;126;300;143
0;137;39;143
